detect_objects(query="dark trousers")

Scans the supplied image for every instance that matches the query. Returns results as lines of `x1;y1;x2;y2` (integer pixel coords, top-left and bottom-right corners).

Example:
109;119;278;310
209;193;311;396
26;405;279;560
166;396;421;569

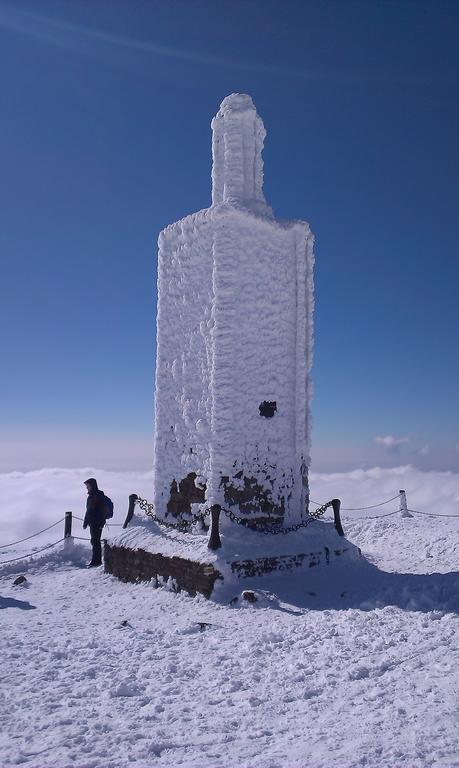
89;524;103;565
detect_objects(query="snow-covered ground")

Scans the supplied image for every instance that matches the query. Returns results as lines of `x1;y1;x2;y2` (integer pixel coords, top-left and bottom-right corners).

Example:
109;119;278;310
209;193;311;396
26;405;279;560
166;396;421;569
1;466;458;768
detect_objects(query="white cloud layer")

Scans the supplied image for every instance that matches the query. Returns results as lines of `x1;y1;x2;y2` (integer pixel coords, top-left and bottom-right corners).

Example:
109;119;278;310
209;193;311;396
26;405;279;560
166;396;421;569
0;465;458;551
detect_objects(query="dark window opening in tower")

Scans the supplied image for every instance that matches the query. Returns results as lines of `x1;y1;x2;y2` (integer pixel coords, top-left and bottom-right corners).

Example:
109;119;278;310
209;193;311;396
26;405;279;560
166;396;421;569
259;401;277;418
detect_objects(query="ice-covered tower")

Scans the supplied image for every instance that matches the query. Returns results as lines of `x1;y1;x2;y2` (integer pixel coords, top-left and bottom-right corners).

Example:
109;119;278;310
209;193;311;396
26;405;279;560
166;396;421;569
153;94;314;529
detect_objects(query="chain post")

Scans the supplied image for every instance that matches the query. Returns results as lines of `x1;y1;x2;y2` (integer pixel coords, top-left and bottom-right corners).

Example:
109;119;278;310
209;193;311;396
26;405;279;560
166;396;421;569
399;490;412;518
64;511;72;538
331;499;344;537
123;494;138;529
63;511;73;553
208;505;222;550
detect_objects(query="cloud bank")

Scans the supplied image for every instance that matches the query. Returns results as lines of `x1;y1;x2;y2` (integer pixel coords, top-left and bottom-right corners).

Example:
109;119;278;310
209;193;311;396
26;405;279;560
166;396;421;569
0;465;457;554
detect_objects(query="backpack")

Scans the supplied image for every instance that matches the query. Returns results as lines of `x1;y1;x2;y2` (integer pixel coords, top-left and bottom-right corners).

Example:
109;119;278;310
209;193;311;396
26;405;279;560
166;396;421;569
103;494;114;520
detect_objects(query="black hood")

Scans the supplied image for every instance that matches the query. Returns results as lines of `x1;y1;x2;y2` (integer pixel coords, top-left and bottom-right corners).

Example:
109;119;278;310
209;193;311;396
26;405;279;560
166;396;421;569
84;478;99;493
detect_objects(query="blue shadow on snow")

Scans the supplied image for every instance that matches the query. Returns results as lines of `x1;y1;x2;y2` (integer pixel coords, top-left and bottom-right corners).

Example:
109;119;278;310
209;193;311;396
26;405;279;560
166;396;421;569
0;596;36;610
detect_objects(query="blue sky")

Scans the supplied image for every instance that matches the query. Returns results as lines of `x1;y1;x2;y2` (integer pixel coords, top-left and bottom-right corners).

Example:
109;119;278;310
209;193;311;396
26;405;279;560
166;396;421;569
0;0;457;472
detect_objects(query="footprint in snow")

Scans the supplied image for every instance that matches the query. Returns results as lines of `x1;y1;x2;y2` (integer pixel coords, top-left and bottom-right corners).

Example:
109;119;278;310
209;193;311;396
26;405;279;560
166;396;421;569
348;665;370;680
176;622;217;635
303;687;322;700
111;681;141;697
116;619;133;629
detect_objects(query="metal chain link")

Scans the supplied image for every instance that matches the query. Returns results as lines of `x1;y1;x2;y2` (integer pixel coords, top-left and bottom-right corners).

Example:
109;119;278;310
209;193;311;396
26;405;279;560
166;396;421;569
136;496;333;535
310;494;400;511
135;497;209;532
0;538;65;566
0;518;65;549
223;500;334;535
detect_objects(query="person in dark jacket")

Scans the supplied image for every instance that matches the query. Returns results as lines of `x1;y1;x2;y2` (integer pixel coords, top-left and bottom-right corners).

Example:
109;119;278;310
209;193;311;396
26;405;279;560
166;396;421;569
83;477;106;567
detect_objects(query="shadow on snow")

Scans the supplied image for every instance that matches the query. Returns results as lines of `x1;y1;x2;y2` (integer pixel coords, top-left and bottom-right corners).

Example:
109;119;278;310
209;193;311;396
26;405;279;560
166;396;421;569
0;596;36;610
218;558;459;615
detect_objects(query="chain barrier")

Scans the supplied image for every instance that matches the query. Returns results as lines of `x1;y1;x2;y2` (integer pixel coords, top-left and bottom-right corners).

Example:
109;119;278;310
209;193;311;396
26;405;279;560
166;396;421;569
320;508;401;521
223;500;334;535
76;496;459;537
135;495;334;535
0;519;65;550
355;509;400;520
74;514;123;527
0;512;137;554
408;509;459;519
341;494;401;511
0;538;65;566
310;494;400;511
135;496;209;532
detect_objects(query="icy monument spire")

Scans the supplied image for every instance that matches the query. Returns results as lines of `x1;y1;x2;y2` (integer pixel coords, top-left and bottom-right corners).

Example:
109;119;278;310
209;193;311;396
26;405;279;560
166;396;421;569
153;94;314;532
104;95;359;599
211;93;270;215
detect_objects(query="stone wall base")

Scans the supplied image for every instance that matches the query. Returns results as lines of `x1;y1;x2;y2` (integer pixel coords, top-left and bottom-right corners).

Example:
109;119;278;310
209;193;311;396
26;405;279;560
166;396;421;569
104;543;359;599
104;542;222;598
230;545;356;578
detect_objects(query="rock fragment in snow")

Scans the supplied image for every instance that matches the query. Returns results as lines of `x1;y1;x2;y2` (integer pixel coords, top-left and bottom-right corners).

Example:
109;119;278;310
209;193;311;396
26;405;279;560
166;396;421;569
13;575;27;586
196;622;212;631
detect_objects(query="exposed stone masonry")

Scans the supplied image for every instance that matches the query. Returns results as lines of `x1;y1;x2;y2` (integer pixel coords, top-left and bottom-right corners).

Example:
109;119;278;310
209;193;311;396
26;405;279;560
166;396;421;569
104;542;221;598
166;472;206;517
104;541;358;599
230;545;353;578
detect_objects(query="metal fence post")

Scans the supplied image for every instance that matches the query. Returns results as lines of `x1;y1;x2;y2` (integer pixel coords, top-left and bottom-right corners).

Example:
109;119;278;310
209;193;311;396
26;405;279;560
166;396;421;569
63;511;73;552
331;499;344;537
399;490;412;518
123;494;138;529
208;505;222;550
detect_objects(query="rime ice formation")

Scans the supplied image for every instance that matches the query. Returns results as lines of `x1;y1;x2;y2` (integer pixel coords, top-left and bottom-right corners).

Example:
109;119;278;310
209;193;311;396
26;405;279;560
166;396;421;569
153;94;314;530
211;93;270;216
